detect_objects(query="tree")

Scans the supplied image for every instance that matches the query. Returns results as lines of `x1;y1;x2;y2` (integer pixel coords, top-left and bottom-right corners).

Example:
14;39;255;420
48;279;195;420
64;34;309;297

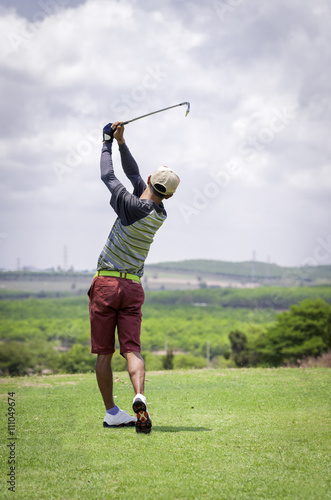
162;348;174;370
229;330;250;367
255;298;331;366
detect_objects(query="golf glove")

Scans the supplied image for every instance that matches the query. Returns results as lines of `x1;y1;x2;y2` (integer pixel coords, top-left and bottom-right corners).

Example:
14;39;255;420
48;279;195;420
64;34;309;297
103;123;114;142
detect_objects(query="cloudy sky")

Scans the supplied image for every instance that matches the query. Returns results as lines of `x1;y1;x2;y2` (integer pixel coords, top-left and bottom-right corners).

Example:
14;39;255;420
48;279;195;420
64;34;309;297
0;0;330;271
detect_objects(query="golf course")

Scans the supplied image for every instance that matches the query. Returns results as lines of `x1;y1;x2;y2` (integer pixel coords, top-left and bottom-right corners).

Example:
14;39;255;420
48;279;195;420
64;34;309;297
2;0;331;497
1;368;330;499
1;269;331;498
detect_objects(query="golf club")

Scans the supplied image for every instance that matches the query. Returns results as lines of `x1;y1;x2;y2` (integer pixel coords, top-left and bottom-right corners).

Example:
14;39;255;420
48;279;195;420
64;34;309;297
121;101;190;125
103;102;190;141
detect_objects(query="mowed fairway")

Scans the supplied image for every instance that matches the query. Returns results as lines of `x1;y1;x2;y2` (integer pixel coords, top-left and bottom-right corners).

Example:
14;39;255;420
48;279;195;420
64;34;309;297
1;369;330;500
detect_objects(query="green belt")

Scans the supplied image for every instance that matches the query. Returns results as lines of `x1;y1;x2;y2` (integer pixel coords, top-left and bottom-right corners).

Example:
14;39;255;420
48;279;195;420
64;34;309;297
94;270;140;283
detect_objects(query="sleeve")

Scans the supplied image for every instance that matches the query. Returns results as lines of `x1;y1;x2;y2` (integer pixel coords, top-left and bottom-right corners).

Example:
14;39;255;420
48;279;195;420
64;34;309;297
101;141;151;225
100;142;122;193
119;143;147;195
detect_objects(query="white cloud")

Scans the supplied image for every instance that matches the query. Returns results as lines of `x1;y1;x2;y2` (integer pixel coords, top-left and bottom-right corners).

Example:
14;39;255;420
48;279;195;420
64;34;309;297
0;0;330;270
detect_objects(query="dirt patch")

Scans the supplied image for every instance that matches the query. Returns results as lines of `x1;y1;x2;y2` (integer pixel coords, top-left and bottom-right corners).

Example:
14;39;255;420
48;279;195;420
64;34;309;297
17;380;79;388
298;351;331;368
18;382;53;388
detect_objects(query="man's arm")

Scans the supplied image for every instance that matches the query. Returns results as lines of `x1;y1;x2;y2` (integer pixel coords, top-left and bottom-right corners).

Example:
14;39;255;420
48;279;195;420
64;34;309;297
113;122;141;188
100;142;122;194
100;125;147;223
119;143;141;186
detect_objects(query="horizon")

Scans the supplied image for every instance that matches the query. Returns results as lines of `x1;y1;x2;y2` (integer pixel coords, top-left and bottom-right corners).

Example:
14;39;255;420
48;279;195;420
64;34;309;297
1;257;330;274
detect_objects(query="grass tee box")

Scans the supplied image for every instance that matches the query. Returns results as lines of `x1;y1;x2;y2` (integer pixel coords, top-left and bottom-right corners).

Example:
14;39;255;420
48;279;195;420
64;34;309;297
1;369;330;500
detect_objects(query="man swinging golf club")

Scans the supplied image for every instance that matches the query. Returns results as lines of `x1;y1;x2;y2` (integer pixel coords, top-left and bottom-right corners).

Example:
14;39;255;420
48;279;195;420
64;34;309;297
88;121;180;433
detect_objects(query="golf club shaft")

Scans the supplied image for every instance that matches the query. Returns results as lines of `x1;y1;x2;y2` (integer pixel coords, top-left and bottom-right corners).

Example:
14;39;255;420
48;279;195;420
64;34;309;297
121;102;190;126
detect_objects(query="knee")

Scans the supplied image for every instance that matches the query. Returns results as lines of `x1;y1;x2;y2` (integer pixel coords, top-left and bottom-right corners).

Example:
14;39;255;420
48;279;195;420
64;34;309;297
96;353;113;367
123;351;145;369
123;351;143;361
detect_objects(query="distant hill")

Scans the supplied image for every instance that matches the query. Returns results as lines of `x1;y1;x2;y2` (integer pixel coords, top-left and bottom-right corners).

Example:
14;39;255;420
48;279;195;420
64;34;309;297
145;259;331;286
0;260;330;296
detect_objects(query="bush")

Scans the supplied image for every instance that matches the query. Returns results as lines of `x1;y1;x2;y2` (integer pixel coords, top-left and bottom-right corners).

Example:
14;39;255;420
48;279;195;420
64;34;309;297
173;354;207;369
111;351;127;371
211;355;235;368
59;345;95;373
142;352;163;371
0;341;60;376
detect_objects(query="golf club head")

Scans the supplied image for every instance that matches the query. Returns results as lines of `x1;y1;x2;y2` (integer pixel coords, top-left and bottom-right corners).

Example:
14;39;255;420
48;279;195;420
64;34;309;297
185;102;190;116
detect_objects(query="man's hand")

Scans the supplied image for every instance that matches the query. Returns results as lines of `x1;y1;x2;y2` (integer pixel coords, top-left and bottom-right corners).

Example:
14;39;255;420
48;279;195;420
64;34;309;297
112;122;125;145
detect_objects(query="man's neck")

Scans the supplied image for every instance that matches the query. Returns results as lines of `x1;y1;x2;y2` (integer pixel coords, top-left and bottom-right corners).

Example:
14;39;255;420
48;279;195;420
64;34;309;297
140;187;163;205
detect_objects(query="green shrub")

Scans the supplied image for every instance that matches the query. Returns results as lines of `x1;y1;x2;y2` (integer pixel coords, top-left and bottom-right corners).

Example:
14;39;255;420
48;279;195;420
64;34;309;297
142;352;163;371
211;355;235;368
0;341;60;376
111;351;127;371
59;345;95;373
173;354;207;369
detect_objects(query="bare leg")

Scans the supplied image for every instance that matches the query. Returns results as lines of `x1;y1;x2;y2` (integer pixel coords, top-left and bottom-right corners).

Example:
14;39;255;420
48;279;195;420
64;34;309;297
96;353;114;410
125;352;151;433
123;352;145;395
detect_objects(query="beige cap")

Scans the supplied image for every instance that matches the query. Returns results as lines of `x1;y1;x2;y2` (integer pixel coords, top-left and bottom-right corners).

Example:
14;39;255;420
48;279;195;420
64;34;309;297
150;166;180;196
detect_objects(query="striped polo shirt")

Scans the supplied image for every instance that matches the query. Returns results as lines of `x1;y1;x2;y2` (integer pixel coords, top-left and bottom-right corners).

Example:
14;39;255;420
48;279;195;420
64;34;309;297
97;193;166;277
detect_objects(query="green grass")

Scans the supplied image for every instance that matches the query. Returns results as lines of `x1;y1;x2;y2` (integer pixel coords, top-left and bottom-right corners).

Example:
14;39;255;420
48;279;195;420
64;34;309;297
1;369;330;499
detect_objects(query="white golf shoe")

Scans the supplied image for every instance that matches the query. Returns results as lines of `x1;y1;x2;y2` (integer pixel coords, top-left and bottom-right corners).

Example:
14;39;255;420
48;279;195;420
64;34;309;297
103;408;136;428
132;393;152;434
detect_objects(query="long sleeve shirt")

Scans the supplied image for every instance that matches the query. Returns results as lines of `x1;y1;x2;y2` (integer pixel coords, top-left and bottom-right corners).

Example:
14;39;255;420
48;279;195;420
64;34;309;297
97;142;167;277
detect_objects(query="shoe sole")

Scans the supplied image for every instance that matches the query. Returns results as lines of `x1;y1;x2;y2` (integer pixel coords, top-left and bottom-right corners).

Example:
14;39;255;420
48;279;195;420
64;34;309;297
103;421;135;428
133;400;152;434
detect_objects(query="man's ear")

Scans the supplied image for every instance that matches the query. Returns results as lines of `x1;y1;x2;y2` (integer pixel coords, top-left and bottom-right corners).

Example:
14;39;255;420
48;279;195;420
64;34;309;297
164;194;173;199
147;175;151;185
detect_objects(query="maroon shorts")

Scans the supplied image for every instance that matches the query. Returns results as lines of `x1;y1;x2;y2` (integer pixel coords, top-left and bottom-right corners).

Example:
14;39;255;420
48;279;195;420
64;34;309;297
88;276;145;355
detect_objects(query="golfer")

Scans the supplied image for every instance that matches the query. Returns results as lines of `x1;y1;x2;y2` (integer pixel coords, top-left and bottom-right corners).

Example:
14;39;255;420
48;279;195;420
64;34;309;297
88;121;180;433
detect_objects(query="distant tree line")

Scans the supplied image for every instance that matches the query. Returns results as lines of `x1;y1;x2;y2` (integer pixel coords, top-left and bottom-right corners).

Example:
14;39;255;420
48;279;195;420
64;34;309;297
1;292;330;375
145;286;331;310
